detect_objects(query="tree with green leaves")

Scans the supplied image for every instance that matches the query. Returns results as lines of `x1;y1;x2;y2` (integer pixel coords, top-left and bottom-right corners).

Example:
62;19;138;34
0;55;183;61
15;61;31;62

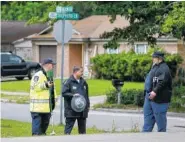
1;1;72;24
1;1;101;24
162;2;185;40
97;1;185;48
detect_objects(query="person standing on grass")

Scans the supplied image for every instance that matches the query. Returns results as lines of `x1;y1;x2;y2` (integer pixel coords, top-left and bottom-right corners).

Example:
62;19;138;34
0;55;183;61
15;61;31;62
30;58;57;136
142;51;172;132
62;66;90;135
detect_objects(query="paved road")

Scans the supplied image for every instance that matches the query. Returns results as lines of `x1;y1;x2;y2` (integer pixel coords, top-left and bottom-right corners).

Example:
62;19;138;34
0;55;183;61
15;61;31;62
1;102;185;132
2;132;185;142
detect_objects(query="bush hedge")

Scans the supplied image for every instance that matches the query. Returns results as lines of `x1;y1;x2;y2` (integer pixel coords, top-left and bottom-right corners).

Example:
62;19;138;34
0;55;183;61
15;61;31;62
106;89;144;107
91;48;183;81
106;86;185;109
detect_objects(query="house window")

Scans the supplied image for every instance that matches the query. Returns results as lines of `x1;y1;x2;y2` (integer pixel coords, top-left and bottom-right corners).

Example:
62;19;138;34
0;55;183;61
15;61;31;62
106;48;119;54
134;44;148;54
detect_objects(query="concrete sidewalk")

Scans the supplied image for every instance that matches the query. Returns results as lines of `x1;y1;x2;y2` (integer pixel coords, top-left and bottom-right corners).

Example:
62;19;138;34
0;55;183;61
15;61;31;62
2;132;185;142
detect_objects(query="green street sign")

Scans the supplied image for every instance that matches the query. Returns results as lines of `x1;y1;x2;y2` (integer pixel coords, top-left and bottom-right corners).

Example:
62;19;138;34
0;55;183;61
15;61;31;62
49;12;79;20
57;13;79;20
56;6;73;13
49;12;57;19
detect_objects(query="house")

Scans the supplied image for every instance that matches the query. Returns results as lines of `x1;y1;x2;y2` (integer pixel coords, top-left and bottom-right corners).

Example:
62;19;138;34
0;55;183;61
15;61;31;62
1;21;48;60
30;15;185;78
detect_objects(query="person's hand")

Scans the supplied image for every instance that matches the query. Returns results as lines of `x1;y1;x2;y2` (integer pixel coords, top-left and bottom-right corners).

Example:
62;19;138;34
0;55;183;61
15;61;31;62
73;93;80;97
149;91;156;100
47;81;53;87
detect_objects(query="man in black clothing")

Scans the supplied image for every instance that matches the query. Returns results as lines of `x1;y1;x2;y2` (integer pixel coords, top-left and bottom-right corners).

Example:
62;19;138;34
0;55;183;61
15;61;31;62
142;51;172;132
62;66;90;134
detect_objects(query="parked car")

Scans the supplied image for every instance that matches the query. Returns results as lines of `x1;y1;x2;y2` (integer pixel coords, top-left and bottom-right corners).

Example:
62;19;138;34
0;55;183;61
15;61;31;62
1;52;41;80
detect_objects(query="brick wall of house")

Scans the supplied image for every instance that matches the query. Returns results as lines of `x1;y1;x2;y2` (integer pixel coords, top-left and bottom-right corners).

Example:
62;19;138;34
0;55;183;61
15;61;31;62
56;44;70;78
88;43;132;55
15;47;32;61
158;43;178;54
32;43;39;62
177;41;185;69
119;43;132;53
88;43;105;57
14;40;33;61
97;44;106;54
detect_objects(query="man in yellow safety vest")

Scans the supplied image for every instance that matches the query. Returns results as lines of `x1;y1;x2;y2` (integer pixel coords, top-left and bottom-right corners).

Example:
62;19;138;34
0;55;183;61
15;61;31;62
30;58;56;136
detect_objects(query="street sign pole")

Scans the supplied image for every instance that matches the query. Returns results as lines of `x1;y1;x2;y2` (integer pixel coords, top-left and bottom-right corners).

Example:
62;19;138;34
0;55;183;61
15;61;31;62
49;6;79;125
60;20;65;125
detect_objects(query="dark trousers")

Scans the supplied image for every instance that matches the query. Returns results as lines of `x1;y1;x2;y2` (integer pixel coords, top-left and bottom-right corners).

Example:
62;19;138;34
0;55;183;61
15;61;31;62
64;117;86;134
142;93;169;132
31;112;51;135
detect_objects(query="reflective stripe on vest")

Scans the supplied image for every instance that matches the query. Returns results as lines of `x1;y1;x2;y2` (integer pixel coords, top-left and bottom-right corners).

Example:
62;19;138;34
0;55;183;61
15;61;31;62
30;99;50;103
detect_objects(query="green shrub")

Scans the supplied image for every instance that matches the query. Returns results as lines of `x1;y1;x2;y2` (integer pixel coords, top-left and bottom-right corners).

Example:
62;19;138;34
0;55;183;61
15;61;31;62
105;85;185;109
173;68;185;87
91;48;183;81
106;89;144;107
172;68;185;108
106;89;117;104
172;86;185;97
170;97;182;109
171;86;185;108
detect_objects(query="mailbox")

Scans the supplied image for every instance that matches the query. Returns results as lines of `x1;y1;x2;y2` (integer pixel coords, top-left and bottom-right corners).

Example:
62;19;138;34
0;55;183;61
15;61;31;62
112;79;124;91
112;79;124;105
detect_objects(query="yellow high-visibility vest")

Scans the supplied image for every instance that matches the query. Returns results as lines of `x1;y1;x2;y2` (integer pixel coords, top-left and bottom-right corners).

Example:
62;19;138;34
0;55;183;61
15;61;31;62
30;70;57;113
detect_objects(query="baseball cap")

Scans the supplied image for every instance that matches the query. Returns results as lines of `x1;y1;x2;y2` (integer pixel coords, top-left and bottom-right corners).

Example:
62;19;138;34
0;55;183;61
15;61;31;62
152;51;165;59
42;58;56;65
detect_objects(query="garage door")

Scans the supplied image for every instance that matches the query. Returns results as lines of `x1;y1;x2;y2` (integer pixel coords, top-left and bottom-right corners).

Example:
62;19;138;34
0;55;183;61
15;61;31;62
39;45;57;77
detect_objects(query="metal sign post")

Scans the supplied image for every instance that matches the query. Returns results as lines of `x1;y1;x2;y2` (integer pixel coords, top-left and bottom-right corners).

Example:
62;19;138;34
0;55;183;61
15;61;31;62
49;6;79;125
60;20;65;125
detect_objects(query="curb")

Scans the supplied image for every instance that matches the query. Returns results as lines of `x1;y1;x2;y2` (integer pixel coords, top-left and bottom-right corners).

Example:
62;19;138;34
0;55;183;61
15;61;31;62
93;108;185;118
0;99;29;104
1;91;29;96
1;98;17;104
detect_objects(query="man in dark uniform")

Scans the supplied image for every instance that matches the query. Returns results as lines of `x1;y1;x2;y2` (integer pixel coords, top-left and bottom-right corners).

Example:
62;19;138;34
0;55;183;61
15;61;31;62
142;51;172;132
62;66;90;134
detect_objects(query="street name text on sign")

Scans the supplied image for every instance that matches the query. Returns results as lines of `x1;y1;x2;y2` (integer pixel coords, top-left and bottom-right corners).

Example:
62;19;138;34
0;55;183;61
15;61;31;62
49;12;79;20
56;6;73;13
49;6;79;20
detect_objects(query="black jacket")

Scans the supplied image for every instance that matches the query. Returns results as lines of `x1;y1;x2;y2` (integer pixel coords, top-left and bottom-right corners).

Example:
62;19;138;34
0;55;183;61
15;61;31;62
150;61;172;103
62;75;90;118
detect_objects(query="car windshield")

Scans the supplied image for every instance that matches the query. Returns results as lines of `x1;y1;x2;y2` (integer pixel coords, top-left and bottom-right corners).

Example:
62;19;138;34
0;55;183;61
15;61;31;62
9;55;22;63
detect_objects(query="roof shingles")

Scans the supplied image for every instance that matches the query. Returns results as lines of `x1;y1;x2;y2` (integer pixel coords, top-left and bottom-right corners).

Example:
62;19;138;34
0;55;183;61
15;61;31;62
31;15;130;40
1;21;48;43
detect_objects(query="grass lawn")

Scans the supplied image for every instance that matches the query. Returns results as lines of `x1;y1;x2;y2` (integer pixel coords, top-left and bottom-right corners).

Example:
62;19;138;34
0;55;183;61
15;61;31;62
1;79;144;96
1;119;104;138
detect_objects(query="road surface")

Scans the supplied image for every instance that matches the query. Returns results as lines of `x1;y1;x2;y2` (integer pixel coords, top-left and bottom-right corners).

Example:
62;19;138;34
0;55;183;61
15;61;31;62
1;102;185;132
